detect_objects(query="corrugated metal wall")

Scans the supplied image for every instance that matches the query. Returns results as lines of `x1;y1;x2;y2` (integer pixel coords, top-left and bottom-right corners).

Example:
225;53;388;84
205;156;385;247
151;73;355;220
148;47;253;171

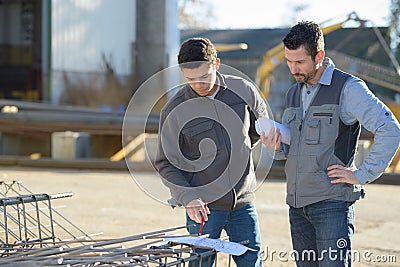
52;0;136;74
51;0;136;104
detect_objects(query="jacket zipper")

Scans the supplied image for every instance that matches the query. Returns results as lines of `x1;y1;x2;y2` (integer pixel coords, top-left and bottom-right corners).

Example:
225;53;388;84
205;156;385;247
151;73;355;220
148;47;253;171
313;112;333;116
212;96;236;210
295;106;309;207
313;112;333;124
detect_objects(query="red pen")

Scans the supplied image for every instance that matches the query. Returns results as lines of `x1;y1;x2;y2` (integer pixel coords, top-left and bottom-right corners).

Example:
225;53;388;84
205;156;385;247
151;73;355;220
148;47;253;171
199;203;207;235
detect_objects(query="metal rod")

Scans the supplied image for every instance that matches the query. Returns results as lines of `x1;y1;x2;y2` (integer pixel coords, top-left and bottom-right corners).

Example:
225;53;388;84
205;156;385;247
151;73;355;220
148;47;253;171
47;196;56;246
14;181;95;244
2;202;8;248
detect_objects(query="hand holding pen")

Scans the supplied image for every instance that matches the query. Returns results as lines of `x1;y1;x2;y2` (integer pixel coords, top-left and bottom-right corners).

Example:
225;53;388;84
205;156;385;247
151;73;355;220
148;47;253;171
199;202;208;235
186;199;210;227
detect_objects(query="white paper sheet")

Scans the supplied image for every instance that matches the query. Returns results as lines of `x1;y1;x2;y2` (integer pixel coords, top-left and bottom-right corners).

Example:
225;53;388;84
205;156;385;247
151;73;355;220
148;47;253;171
255;117;291;145
163;236;254;256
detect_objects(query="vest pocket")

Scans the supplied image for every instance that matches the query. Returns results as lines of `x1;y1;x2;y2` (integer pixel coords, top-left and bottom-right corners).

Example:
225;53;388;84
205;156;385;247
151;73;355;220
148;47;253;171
304;119;320;145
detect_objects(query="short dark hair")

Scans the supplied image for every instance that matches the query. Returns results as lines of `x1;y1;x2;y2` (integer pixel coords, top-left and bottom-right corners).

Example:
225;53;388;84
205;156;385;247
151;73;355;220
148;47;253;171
177;37;217;68
282;21;324;59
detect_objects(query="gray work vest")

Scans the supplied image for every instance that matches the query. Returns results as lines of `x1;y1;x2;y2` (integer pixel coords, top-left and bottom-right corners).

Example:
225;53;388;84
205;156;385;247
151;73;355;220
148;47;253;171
282;69;365;208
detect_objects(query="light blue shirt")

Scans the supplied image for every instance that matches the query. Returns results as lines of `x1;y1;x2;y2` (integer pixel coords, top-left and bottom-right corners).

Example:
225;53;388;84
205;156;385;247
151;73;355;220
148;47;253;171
276;57;400;184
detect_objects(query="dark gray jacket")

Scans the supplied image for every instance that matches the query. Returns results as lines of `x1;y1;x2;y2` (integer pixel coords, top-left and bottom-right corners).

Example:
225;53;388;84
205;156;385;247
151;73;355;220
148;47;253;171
155;73;268;211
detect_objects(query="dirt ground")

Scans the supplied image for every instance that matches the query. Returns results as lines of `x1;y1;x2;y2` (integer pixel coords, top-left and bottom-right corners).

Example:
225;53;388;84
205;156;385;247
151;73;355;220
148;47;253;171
0;166;399;266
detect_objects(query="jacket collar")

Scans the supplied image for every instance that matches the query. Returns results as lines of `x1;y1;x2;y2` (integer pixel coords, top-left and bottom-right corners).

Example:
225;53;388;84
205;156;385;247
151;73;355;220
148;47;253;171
319;57;335;86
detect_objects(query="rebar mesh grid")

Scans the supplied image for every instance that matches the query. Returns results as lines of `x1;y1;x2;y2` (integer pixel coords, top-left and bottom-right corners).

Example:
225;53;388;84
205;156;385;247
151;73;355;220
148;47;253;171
0;181;222;266
0;181;99;251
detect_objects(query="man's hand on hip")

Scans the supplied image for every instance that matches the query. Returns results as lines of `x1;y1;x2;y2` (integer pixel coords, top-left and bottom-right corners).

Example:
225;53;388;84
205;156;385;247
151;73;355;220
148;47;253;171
327;165;359;185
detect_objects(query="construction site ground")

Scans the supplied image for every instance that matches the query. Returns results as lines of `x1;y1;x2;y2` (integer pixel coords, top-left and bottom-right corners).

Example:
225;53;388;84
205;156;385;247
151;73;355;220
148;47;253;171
0;166;399;267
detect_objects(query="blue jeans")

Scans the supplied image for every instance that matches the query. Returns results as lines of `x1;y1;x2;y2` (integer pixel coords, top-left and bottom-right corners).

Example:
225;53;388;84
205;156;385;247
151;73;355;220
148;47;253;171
289;200;355;267
186;202;263;267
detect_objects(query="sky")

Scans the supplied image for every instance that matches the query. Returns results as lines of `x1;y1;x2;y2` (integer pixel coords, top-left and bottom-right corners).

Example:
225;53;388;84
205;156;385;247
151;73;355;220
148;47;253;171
200;0;392;29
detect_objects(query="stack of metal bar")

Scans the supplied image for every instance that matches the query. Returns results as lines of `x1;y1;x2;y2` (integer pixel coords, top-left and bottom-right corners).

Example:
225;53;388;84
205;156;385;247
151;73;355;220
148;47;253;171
0;226;217;266
0;181;219;266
